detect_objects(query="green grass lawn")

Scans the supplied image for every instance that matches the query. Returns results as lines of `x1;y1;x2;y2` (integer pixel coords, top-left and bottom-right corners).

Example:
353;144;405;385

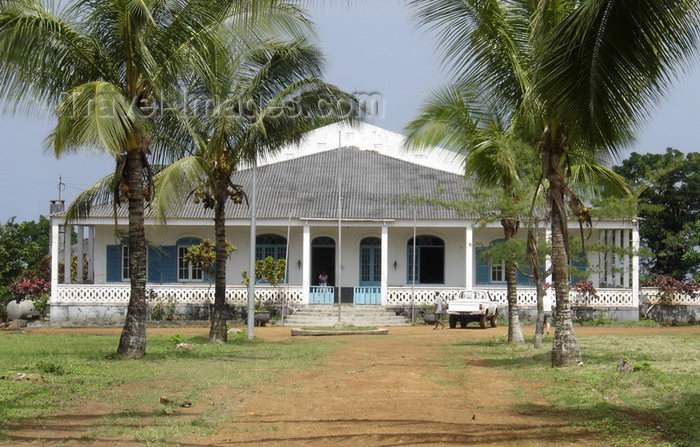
0;331;338;443
458;333;699;447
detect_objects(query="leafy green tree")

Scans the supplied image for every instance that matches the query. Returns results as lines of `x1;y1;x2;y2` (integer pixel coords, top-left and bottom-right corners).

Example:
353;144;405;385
410;0;697;366
0;216;49;293
0;0;306;357
406;83;530;344
613;149;700;280
154;32;355;342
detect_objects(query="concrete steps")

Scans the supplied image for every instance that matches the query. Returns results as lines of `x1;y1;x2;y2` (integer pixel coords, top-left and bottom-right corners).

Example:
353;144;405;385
283;305;410;327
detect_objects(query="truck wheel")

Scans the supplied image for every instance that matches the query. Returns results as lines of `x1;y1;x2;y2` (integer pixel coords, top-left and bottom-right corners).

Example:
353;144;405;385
479;314;487;329
460;316;468;328
449;314;457;329
490;314;498;328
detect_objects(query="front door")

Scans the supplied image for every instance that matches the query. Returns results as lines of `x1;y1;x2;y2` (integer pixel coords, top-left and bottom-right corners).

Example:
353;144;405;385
357;237;381;304
359;237;381;286
310;237;335;304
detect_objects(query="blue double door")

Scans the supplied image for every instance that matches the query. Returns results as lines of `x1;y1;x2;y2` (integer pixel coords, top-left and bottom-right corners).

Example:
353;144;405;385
356;238;381;304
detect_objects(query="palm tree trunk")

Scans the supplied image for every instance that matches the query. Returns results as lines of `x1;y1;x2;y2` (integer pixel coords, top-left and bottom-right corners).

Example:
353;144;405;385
117;148;148;358
533;280;545;349
544;129;582;366
503;219;524;344
209;189;228;342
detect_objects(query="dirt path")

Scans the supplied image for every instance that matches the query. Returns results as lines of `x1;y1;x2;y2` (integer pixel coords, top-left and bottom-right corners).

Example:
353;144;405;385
202;326;606;447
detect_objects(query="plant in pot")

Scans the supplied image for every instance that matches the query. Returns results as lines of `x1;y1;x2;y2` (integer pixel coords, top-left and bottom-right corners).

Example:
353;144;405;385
242;256;286;327
6;275;50;320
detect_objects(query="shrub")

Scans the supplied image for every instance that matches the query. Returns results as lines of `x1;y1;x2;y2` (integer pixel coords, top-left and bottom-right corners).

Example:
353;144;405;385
7;276;50;302
32;294;49;317
643;273;699;300
573;280;598;299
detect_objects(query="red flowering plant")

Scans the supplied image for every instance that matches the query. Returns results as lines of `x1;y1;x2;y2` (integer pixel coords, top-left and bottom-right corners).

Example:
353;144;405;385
572;280;599;299
8;276;50;303
642;274;700;301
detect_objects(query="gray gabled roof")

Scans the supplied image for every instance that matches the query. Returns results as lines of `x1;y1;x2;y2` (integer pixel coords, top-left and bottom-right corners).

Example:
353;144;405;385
89;147;476;221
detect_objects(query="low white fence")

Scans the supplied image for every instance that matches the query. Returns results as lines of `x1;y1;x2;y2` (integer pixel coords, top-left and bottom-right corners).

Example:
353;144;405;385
387;287;636;307
640;287;700;306
54;284;305;306
53;285;700;308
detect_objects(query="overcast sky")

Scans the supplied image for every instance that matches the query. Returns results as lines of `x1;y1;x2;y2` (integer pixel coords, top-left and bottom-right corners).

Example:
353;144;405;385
1;0;699;222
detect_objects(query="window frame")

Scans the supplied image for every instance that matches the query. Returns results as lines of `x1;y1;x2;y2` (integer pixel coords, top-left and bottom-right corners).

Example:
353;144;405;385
177;238;204;282
121;244;130;281
490;261;506;283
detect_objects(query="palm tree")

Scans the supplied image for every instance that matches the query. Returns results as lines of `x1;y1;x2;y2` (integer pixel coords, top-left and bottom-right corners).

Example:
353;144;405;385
153;34;355;342
0;0;311;357
405;82;528;344
410;0;699;366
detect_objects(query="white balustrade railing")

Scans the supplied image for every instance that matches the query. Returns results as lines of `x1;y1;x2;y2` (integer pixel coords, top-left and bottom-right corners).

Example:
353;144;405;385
571;289;634;307
385;288;465;306
641;287;700;305
53;285;700;308
387;287;634;307
54;284;304;305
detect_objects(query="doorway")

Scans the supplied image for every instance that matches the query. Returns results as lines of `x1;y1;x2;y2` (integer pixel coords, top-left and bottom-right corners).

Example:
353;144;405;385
311;237;336;286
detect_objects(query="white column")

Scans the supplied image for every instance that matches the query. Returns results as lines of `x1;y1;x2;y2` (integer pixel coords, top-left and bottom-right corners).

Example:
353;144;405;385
599;230;606;286
302;224;311;304
50;223;59;308
63;224;72;284
617;230;624;287
632;225;640;308
76;225;84;283
622;229;630;288
465;226;474;290
605;230;615;287
381;225;389;305
87;226;95;282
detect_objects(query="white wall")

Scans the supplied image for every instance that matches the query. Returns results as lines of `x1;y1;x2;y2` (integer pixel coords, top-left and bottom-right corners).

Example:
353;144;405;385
90;222;622;289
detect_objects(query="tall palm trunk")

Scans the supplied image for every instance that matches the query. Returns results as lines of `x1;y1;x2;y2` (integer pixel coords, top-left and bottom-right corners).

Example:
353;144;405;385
503;219;524;344
533;280;546;349
543;128;581;366
117;148;148;358
209;185;228;342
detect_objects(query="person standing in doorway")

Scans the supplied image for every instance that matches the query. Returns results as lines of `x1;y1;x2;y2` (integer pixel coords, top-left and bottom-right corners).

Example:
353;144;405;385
318;271;328;287
433;291;445;330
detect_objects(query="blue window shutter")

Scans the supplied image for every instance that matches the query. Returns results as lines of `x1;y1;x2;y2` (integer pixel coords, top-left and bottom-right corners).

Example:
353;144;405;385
475;248;490;285
161;246;178;283
516;267;534;286
570;253;587;285
106;245;122;282
147;246;162;283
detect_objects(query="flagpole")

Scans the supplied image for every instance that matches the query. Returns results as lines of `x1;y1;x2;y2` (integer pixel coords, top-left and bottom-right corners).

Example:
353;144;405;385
247;159;257;340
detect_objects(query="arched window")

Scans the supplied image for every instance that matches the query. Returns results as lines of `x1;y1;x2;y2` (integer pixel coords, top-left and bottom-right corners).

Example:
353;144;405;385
407;235;444;284
256;234;287;261
359;237;381;285
177;237;203;281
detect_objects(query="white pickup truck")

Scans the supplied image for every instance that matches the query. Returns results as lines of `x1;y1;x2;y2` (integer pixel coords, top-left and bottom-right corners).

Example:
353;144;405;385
446;290;499;329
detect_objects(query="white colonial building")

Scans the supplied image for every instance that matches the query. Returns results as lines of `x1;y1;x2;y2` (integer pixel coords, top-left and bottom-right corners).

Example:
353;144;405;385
49;123;641;323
